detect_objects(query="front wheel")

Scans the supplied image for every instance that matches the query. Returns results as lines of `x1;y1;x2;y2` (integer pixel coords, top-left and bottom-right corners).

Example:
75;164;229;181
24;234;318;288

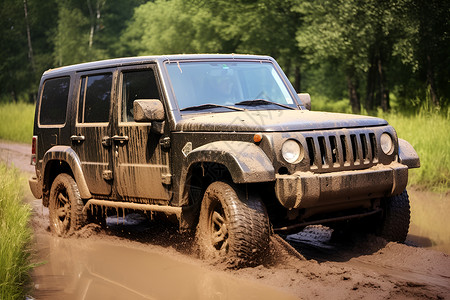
377;190;411;242
196;181;270;267
49;173;86;236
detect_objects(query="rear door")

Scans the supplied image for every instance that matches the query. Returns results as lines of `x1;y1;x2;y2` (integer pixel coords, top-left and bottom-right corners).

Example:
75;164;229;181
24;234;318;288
72;70;115;196
112;65;171;201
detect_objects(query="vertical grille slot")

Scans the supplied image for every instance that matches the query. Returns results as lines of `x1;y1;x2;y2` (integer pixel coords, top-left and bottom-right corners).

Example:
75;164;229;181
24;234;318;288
329;136;337;164
318;136;327;166
369;133;378;162
350;134;358;163
360;134;368;161
306;137;315;167
340;135;348;164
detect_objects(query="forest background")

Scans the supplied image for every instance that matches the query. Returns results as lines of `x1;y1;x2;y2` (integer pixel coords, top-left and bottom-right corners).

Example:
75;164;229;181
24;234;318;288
0;0;449;190
1;0;449;113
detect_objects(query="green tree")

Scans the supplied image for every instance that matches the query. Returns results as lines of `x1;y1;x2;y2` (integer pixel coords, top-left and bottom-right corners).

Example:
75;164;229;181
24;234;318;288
295;0;375;113
121;0;304;90
0;0;31;102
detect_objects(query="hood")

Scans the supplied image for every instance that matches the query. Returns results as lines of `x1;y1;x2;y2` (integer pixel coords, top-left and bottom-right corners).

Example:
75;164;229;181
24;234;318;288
175;110;388;132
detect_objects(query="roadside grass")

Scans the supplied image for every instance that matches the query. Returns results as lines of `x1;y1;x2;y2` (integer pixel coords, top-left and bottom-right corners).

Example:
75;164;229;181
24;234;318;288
0;102;34;144
0;163;33;299
381;111;450;192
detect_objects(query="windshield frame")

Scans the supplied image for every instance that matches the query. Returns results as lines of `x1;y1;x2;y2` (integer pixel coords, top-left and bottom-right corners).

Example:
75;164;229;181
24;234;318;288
163;58;301;115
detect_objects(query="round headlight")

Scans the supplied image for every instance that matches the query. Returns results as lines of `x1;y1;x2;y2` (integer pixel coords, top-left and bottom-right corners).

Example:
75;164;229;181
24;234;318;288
380;133;394;155
282;140;303;164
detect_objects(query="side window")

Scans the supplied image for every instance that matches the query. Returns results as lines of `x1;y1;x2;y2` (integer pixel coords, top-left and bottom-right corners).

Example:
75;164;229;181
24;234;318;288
39;77;70;125
78;73;112;123
121;69;160;122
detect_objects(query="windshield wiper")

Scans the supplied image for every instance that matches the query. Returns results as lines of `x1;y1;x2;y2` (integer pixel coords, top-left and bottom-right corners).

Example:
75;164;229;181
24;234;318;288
180;103;244;112
235;99;296;110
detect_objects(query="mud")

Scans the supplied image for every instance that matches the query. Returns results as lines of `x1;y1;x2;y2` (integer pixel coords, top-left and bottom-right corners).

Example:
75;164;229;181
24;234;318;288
1;141;450;299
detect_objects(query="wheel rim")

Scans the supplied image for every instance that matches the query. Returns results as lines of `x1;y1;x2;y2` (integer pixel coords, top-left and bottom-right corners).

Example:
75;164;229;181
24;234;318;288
210;204;229;255
52;187;71;234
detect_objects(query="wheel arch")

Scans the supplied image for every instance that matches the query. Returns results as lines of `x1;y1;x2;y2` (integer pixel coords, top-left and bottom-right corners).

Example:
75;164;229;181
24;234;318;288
179;141;274;206
42;146;92;206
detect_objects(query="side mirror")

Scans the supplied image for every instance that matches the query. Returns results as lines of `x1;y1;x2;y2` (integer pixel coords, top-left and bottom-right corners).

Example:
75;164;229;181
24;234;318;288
298;93;311;110
133;99;165;122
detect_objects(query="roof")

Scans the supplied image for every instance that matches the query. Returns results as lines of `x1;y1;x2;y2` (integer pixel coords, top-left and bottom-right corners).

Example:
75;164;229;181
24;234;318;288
43;54;273;77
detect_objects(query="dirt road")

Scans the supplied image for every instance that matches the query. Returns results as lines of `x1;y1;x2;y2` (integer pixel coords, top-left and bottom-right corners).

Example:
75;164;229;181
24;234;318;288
1;141;449;299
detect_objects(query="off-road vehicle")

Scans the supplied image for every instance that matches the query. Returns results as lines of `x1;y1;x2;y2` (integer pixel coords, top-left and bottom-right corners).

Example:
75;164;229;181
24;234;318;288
29;54;419;266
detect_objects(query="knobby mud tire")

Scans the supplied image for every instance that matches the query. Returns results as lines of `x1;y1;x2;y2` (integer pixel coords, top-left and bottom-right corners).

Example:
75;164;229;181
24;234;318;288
196;181;270;267
49;173;86;236
378;190;411;243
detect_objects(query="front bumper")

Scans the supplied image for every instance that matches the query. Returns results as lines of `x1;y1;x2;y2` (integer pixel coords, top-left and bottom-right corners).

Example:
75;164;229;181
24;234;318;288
275;162;408;209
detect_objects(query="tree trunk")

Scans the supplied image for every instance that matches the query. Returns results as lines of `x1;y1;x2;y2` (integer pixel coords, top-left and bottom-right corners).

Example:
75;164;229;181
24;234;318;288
365;50;376;112
377;55;390;112
426;54;439;106
346;74;360;114
87;0;95;48
23;0;35;73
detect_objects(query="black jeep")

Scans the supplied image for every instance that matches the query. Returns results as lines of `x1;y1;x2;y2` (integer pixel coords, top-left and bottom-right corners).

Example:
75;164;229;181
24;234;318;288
29;54;419;266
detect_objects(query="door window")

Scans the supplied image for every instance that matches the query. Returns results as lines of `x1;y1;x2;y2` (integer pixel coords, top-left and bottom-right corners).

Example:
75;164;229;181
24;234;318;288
121;69;160;122
78;73;112;123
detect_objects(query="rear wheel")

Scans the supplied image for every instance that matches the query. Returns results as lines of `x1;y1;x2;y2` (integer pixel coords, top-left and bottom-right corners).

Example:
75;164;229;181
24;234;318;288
196;181;270;267
49;173;86;236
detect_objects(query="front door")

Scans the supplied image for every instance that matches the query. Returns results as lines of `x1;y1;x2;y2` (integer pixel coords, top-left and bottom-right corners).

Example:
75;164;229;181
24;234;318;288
113;66;171;202
72;71;115;196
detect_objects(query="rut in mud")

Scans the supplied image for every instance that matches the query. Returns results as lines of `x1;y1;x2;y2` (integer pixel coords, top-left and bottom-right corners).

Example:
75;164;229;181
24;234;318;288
1;141;450;300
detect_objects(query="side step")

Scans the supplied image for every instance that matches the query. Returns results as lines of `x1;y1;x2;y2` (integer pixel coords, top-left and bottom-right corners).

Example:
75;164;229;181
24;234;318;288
82;199;182;218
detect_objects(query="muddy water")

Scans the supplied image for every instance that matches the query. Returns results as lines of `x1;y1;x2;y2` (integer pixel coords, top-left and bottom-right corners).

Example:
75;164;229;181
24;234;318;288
30;201;296;300
32;235;296;300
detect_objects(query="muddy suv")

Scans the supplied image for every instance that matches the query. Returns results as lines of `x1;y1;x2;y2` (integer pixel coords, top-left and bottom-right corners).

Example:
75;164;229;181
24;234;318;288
29;54;419;266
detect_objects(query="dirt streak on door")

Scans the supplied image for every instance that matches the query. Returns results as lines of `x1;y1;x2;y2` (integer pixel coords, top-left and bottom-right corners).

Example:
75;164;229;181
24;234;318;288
113;66;171;202
73;71;115;196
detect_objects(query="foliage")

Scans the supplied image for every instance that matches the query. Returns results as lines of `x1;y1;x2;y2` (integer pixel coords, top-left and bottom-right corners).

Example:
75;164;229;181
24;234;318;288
0;102;34;143
0;0;448;110
0;163;33;299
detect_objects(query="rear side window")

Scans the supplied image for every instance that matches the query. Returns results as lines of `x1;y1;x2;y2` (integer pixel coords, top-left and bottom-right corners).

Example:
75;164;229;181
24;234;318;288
39;77;70;125
78;73;112;123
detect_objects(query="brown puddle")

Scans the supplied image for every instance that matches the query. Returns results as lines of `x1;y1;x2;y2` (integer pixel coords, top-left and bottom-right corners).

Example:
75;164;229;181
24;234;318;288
31;232;297;300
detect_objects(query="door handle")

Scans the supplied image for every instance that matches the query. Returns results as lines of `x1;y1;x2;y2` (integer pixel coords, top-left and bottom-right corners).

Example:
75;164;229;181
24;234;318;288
111;135;129;143
101;135;129;147
111;135;129;141
70;135;85;143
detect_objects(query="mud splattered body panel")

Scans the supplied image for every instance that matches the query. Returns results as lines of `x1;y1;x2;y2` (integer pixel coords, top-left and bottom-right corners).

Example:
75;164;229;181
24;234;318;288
29;54;420;233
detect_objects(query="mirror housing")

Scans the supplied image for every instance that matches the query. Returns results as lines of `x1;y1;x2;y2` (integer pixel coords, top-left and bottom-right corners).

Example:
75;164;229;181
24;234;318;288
298;93;311;110
133;99;165;122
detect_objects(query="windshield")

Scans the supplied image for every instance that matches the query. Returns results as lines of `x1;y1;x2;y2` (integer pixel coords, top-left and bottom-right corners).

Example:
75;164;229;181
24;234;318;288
165;61;297;111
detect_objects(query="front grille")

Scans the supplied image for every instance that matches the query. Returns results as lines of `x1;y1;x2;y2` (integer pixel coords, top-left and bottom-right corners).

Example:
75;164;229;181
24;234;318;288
305;132;378;172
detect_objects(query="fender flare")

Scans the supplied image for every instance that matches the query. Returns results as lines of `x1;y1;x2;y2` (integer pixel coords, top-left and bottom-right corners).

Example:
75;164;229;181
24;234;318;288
398;138;420;169
42;146;92;199
179;141;275;207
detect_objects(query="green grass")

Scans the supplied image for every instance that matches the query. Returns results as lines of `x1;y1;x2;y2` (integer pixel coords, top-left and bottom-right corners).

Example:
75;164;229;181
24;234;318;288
0;102;35;144
381;110;450;192
0;163;33;299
